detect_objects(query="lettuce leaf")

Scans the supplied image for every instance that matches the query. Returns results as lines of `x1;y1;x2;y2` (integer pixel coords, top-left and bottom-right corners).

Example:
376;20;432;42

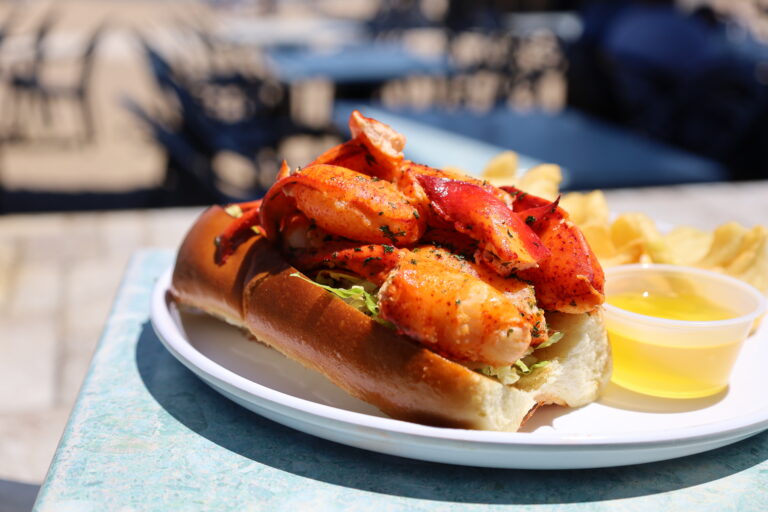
479;330;562;384
290;272;392;327
515;359;551;374
479;364;521;385
536;331;563;349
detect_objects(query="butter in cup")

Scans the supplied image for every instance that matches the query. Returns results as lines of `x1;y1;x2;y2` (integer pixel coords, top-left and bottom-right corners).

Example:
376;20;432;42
603;264;766;399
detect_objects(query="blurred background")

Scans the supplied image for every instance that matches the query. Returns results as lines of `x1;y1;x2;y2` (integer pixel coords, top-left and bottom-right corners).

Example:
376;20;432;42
2;0;768;509
0;0;766;214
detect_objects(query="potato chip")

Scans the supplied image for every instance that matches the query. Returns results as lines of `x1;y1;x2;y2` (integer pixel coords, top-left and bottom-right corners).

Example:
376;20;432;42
480;154;561;199
481;151;519;187
610;213;667;260
697;225;768;293
581;223;642;267
561;190;610;226
579;223;615;258
518;164;562;201
695;222;749;270
731;226;768;293
662;227;712;266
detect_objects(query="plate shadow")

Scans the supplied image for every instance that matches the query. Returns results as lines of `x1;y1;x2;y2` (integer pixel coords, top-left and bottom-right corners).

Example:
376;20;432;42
136;321;768;505
598;382;728;413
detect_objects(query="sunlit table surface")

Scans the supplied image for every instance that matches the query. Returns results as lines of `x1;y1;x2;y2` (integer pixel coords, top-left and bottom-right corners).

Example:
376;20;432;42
32;181;768;511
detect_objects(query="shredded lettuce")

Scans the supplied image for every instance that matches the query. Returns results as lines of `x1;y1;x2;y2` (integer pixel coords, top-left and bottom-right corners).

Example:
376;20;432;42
478;330;563;385
514;359;531;373
479;365;522;385
315;270;377;294
290;272;392;327
536;331;563;349
515;359;551;374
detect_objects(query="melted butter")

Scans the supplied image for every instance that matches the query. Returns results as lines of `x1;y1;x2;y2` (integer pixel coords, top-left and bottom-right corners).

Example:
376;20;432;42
608;291;738;322
607;291;743;398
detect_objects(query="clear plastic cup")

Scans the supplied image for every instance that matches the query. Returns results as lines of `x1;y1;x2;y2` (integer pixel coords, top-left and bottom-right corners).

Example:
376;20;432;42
604;264;766;399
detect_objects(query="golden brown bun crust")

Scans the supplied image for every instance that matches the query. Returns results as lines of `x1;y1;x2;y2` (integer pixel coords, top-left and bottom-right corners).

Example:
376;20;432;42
171;206;611;431
171;207;254;325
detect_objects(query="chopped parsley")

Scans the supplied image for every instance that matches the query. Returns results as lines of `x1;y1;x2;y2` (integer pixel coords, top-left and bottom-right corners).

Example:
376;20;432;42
379;224;405;243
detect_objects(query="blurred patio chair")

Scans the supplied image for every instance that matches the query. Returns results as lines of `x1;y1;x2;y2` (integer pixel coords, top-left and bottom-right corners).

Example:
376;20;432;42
4;11;58;137
121;95;228;205
165;74;311;164
132;39;336;201
138;34;287;123
31;23;107;143
138;39;319;153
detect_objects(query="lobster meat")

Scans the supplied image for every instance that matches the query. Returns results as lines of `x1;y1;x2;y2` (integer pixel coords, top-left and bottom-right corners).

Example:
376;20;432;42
212;111;604;367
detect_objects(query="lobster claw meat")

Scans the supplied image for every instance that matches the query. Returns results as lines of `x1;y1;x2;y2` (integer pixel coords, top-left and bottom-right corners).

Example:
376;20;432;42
502;186;605;313
261;164;426;246
213;159;293;265
404;161;515;208
348;110;405;181
310;139;390;180
311;110;406;183
259;176;299;243
516;195;562;230
417;175;549;275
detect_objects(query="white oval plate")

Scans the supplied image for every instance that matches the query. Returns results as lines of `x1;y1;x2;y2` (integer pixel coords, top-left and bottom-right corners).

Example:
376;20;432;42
150;269;768;469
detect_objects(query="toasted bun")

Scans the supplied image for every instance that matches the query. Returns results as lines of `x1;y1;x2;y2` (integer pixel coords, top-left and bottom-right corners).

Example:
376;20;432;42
171;206;611;431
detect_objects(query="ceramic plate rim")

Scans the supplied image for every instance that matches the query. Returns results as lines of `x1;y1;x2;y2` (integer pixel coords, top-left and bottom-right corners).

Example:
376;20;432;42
150;268;768;450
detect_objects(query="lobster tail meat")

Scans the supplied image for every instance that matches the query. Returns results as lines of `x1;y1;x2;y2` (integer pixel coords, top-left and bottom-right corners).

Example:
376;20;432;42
260;164;426;246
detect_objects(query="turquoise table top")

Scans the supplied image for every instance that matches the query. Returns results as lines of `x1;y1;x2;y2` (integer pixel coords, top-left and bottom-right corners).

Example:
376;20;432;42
35;250;768;511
